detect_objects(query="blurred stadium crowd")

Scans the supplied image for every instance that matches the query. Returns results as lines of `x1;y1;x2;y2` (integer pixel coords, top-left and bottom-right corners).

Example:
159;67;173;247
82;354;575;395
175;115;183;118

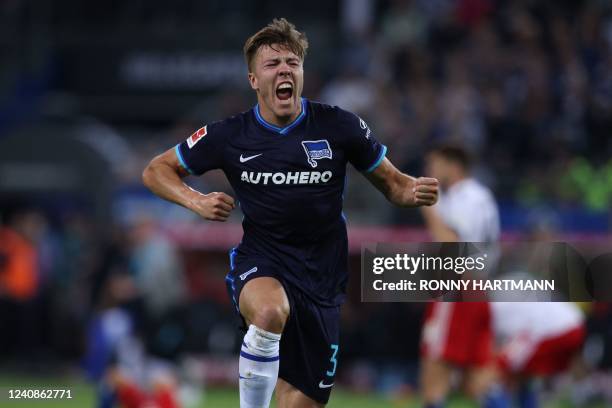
1;0;612;406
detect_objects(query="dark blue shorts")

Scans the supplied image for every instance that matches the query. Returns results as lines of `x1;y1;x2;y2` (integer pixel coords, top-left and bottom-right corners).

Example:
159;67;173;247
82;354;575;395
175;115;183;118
225;252;340;404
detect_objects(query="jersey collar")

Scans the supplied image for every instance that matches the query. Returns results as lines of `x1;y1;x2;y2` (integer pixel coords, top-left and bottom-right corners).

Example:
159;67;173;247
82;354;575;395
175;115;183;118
254;98;307;135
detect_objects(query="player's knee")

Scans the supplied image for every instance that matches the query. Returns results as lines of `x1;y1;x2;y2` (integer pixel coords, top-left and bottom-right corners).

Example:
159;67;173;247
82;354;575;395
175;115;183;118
252;303;289;333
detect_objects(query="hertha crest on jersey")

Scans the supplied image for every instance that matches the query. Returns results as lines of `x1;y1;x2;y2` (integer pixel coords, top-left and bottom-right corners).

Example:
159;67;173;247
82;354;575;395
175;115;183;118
187;126;207;148
301;140;332;168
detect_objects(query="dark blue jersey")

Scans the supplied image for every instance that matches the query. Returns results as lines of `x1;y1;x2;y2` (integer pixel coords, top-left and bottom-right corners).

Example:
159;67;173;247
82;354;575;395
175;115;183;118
176;99;387;306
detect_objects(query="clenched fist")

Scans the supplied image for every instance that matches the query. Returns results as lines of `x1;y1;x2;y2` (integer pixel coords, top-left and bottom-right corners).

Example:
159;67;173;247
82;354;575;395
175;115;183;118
412;177;439;206
189;191;236;221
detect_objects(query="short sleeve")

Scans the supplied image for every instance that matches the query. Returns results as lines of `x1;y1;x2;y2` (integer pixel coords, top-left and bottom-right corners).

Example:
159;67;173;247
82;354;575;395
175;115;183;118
337;108;387;173
175;121;228;175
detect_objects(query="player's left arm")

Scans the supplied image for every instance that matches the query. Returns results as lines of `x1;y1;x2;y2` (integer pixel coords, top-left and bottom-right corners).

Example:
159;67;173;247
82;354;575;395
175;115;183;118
365;157;439;208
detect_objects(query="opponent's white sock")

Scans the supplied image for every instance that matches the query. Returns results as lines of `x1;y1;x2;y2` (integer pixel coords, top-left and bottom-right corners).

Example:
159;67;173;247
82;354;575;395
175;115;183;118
239;324;281;408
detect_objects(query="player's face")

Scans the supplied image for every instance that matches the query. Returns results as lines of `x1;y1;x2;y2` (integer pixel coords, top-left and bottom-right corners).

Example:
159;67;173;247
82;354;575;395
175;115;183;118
248;44;304;124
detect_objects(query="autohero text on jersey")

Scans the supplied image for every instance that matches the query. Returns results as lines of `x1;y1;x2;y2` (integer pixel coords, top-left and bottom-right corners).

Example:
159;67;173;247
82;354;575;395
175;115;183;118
240;170;333;185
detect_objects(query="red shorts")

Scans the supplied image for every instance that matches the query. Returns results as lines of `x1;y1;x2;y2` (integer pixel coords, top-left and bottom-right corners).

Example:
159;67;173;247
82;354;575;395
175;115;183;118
116;382;179;408
498;326;585;376
421;302;492;367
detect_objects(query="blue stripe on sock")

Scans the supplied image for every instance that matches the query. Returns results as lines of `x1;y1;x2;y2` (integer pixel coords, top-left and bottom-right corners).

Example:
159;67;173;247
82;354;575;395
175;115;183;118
240;350;279;363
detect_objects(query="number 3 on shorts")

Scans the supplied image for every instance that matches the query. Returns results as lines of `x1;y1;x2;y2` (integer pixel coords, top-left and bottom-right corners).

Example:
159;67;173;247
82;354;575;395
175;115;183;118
326;344;339;377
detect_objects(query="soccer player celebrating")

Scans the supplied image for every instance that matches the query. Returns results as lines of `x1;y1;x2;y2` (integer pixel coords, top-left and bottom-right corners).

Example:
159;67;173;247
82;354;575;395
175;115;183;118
142;18;438;408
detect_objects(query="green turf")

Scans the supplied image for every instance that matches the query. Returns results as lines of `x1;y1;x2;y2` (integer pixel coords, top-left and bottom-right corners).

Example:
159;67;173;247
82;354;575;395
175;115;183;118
201;387;474;408
185;387;609;407
0;375;609;407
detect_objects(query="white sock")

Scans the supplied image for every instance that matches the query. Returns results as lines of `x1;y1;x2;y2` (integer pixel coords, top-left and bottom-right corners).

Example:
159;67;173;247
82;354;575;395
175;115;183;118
239;324;281;408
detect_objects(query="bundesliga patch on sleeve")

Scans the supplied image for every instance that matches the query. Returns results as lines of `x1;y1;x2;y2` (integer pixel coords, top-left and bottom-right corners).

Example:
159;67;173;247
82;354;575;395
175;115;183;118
187;126;207;148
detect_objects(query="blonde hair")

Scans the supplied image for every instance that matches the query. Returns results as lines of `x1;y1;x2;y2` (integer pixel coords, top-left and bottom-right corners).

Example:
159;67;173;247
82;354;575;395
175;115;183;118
243;18;309;72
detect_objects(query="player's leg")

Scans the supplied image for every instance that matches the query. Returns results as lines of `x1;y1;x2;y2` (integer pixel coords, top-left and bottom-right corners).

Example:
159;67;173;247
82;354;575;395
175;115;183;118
275;289;339;407
240;276;290;332
463;366;492;398
276;378;325;408
463;302;509;408
463;365;509;408
516;378;539;408
420;357;452;407
420;302;455;407
237;276;289;408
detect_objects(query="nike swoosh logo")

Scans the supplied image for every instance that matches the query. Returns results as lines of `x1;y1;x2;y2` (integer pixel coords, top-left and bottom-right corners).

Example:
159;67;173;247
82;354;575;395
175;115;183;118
240;153;263;163
318;381;334;389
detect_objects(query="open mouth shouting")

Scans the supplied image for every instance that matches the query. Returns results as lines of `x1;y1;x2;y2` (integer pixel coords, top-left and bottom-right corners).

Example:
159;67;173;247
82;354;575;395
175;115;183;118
275;81;294;102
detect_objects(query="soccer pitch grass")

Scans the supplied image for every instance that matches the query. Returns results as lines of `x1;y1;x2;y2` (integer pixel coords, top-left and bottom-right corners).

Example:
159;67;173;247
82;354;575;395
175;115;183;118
0;376;455;407
0;375;607;407
0;378;465;408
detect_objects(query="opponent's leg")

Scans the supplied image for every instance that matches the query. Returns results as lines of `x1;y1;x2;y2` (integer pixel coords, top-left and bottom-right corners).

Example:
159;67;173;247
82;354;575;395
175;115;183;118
238;277;290;408
464;366;509;408
420;357;452;408
276;378;325;408
517;379;539;408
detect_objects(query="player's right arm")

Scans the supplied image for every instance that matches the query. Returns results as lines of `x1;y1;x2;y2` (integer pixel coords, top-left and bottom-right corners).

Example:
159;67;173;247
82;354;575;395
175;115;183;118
142;146;235;222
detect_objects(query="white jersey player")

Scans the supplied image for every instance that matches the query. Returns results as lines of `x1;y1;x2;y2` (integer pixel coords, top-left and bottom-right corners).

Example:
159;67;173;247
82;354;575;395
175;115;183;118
419;145;502;407
492;302;584;375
